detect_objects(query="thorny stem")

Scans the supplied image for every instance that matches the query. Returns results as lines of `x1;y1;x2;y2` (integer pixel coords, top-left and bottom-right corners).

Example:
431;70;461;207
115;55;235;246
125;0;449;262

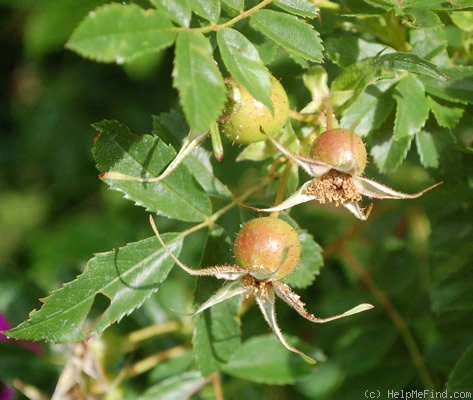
337;246;436;392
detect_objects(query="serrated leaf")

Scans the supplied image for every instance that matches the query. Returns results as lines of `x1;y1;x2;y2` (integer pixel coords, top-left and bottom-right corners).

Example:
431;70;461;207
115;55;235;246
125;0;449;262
325;36;394;68
149;0;191;27
250;9;323;64
393;75;429;139
431;265;473;313
281;217;323;289
184;147;233;199
427;96;464;128
67;3;176;63
274;0;318;18
223;334;312;384
193;279;242;376
191;0;220;22
217;28;272;111
6;234;182;342
415;130;439;168
93;120;212;222
401;8;443;29
173;31;226;133
341;80;395;136
448;341;473;393
371;133;414;173
138;371;205;400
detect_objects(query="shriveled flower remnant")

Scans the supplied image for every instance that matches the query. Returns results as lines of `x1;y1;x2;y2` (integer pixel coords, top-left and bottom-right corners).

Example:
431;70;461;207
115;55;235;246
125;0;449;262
150;215;373;364
259;129;442;220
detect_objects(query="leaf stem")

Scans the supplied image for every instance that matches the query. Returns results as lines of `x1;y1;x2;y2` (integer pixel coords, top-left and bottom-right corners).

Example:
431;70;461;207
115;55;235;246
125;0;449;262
187;0;274;33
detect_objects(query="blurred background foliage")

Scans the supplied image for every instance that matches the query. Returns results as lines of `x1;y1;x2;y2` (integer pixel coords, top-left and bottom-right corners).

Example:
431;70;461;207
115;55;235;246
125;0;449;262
1;0;473;399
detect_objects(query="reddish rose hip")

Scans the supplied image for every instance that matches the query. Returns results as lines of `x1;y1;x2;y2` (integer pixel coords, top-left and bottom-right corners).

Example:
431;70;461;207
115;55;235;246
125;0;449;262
310;129;367;175
234;217;300;279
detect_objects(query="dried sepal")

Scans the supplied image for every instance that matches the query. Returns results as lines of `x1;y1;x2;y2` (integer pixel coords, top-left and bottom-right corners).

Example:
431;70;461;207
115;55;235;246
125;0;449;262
252;181;317;212
149;215;248;279
255;287;316;364
273;281;374;323
193;280;250;315
353;176;443;200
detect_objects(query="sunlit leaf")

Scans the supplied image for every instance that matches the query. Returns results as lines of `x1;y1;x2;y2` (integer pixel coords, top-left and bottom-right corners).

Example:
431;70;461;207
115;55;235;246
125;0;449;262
93;120;212;222
173;31;226;133
427;96;464;128
191;0;220;22
149;0;191;27
67;3;176;63
217;28;273;111
6;234;183;342
393;75;429;139
415;130;439;168
370;132;414;173
250;9;323;63
274;0;318;18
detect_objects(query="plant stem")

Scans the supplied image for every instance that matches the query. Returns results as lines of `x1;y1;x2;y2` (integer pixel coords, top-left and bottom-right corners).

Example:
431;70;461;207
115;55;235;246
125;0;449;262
124;320;181;351
192;0;274;33
126;345;188;378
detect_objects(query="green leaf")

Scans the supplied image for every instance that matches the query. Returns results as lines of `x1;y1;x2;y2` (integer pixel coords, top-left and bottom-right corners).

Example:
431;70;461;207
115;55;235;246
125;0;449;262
184;147;233;199
149;0;191;27
431;265;473;313
421;66;473;104
325;36;394;68
341;80;395;136
223;334;313;384
415;130;439;168
274;0;318;18
250;9;323;63
191;0;220;22
138;371;205;400
6;234;183;342
427;96;464;128
173;31;226;133
67;3;176;63
193;279;242;376
93;120;212;222
400;8;443;29
217;28;273;111
393;75;429;139
448;341;473;392
370;132;414;173
282;219;323;289
222;0;244;11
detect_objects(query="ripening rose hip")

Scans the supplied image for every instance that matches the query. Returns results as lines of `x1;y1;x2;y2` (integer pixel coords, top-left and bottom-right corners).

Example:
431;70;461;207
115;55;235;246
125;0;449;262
234;217;300;279
310;129;367;175
219;77;289;144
